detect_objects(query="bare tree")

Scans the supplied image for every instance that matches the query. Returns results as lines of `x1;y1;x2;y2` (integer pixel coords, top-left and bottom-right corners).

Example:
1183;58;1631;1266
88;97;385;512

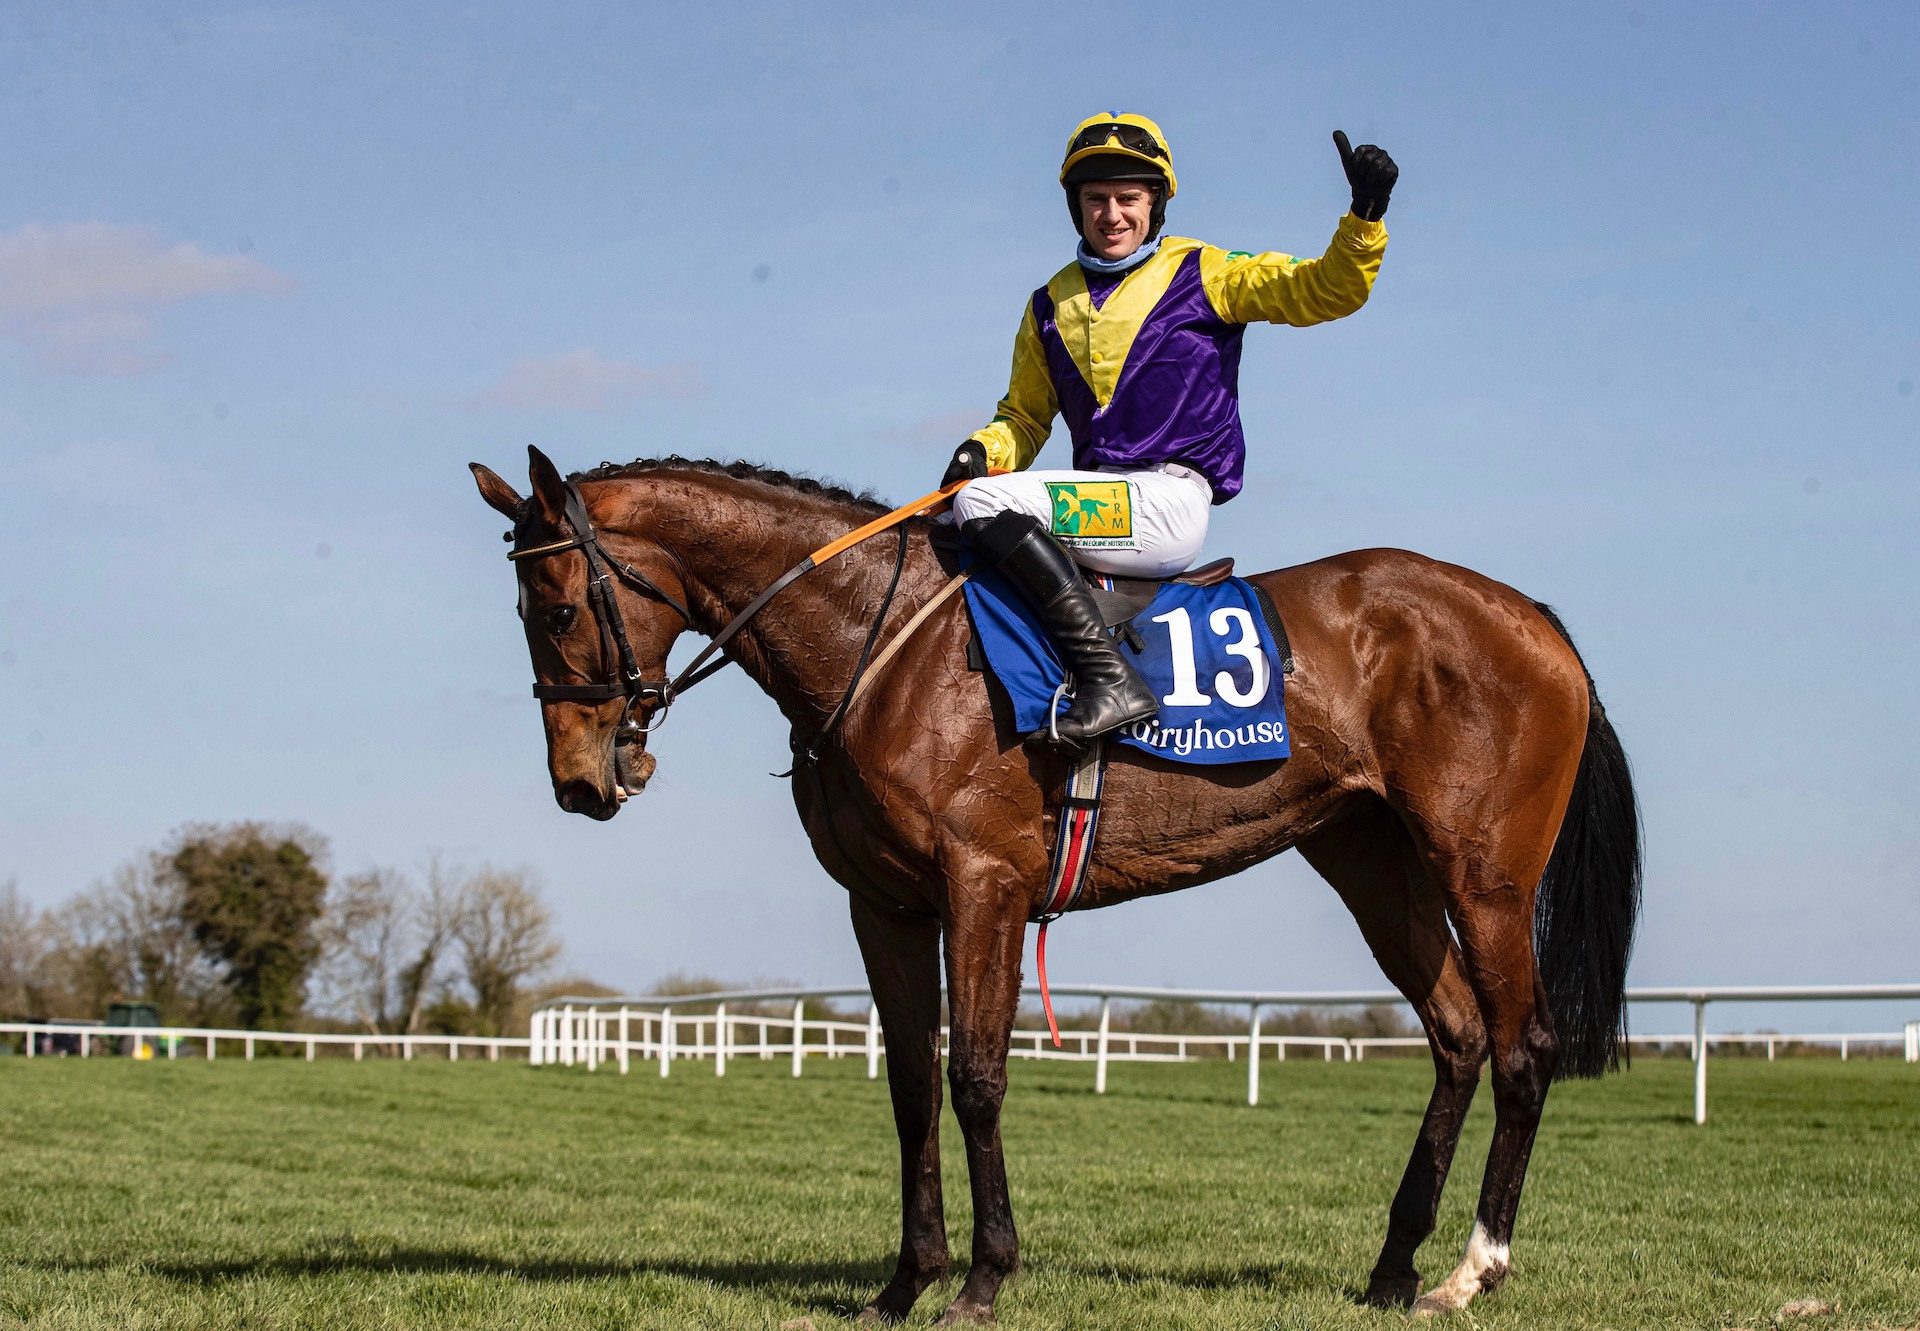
399;860;460;1034
0;879;51;1018
450;867;561;1036
36;858;225;1023
313;860;460;1036
44;884;130;1018
313;868;409;1033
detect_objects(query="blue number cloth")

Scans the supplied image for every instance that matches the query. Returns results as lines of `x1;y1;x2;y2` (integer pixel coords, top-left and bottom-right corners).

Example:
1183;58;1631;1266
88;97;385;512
962;570;1291;765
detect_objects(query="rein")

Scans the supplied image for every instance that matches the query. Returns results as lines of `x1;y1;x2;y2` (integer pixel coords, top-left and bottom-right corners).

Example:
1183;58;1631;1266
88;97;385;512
508;475;971;738
795;523;910;767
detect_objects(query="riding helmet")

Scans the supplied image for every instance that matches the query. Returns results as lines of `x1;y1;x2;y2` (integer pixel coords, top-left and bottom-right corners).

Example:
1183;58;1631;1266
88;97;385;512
1059;112;1177;240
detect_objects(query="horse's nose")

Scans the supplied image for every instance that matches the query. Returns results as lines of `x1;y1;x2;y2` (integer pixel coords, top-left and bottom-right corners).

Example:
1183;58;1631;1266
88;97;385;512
556;778;618;820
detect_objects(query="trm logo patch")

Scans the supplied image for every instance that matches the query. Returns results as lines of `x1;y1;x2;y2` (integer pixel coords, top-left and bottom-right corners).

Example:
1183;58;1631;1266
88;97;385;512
1046;481;1132;541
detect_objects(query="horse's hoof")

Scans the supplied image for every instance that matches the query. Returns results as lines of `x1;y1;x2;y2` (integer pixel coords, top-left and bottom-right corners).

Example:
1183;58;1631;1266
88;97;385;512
857;1267;947;1326
1410;1289;1466;1319
1362;1271;1421;1309
931;1300;995;1326
855;1289;917;1325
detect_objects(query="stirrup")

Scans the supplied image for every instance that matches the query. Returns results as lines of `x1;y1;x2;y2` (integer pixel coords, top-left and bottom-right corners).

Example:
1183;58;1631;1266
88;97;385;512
1046;679;1072;746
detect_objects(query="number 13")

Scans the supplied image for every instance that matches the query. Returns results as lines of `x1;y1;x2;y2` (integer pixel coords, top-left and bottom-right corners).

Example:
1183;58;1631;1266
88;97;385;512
1150;606;1270;709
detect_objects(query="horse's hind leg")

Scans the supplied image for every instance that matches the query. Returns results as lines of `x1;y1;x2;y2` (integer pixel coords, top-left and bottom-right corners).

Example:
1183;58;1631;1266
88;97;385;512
1298;803;1488;1309
850;895;951;1326
1406;818;1566;1317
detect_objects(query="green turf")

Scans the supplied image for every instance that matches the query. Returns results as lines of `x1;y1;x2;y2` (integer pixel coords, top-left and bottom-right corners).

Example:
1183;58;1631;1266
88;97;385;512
1;1053;1914;1329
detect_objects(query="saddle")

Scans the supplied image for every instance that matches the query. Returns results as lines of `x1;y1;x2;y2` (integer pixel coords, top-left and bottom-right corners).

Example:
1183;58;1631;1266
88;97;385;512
941;548;1294;677
1089;557;1234;629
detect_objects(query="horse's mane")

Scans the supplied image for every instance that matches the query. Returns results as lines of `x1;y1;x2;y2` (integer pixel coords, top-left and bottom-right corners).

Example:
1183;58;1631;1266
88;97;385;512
572;456;890;518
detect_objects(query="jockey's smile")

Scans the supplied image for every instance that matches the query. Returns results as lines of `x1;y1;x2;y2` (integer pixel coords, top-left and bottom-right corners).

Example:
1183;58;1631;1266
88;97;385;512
1078;182;1155;262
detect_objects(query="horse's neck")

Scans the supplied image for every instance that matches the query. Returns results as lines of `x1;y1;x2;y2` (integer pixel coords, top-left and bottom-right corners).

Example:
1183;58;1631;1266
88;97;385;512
630;477;932;729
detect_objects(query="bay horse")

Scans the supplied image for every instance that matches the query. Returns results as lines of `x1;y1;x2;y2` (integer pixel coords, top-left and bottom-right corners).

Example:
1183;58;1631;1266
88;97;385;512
470;446;1640;1324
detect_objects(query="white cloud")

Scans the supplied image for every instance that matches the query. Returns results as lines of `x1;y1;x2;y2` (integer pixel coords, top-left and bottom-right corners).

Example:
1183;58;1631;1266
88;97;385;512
0;222;292;375
465;349;705;412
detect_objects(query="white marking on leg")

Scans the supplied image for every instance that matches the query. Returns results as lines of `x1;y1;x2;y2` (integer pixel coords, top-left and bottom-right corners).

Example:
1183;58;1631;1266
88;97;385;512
1412;1221;1511;1317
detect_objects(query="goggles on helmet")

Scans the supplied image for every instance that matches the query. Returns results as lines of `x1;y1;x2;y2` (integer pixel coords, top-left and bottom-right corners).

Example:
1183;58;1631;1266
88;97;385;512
1066;121;1170;163
1059;114;1178;200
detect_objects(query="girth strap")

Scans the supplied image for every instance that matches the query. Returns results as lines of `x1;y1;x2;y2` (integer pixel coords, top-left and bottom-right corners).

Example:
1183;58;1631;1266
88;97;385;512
1032;739;1109;1049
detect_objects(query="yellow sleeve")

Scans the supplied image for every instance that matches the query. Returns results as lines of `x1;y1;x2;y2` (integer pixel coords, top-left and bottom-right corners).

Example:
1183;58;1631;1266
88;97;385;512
968;302;1056;472
1199;213;1388;327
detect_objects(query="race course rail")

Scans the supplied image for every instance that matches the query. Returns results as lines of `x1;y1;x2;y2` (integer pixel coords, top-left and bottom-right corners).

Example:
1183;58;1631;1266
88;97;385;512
527;982;1920;1123
8;983;1916;1125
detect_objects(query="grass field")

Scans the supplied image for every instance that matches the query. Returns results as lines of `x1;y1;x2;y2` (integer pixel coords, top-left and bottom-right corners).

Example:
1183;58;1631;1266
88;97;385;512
1;1053;1915;1330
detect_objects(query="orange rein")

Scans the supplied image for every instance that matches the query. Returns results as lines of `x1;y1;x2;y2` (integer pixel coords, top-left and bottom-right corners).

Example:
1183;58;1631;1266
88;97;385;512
806;476;978;565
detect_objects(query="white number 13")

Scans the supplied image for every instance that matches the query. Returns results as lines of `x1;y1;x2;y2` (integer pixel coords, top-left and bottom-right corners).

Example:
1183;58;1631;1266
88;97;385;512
1149;606;1270;709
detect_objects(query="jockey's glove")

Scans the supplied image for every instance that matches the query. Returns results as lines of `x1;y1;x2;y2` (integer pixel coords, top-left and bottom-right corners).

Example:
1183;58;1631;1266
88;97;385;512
942;440;990;488
1334;130;1398;222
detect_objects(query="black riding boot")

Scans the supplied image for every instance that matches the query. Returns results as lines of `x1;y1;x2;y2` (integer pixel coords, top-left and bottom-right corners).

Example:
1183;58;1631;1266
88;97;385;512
963;511;1158;749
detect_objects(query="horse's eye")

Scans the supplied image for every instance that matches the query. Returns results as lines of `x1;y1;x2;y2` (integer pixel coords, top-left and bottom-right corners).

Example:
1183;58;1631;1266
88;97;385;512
545;605;577;634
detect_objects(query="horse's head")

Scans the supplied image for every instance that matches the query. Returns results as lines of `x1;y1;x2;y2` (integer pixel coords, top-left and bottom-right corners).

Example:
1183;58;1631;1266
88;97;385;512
471;446;685;821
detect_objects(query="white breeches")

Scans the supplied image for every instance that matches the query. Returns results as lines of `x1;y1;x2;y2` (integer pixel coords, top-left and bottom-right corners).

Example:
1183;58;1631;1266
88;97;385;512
950;463;1213;579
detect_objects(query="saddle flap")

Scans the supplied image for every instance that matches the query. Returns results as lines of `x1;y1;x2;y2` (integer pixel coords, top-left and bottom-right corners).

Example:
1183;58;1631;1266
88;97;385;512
1089;583;1154;629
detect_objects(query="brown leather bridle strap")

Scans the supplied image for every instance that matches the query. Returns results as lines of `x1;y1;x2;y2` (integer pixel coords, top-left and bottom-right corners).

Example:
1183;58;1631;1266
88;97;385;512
791;523;910;768
510;480;686;708
841;571;970;715
506;534;590;561
508;475;973;728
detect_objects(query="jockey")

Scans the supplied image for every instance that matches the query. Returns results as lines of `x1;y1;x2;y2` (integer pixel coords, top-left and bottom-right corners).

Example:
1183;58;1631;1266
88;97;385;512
946;112;1396;750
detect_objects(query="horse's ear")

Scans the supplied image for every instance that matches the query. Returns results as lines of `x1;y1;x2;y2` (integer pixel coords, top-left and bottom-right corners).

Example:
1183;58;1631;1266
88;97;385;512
526;445;570;529
469;463;523;519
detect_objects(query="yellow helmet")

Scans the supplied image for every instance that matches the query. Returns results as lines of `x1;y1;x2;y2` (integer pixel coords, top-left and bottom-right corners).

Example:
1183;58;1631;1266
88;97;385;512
1059;112;1178;198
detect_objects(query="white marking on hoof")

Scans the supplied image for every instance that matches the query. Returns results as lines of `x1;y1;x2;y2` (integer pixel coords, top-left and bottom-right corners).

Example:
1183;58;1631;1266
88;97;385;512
1410;1222;1510;1317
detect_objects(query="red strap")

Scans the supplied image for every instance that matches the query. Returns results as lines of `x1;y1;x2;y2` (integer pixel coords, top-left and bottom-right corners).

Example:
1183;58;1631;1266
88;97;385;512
1037;920;1062;1048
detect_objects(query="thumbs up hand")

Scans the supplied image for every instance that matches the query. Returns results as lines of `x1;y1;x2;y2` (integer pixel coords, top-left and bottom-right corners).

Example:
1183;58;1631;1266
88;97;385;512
1333;130;1398;222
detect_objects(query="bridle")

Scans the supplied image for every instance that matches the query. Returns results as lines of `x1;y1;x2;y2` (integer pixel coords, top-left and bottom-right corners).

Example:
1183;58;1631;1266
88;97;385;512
507;479;729;737
506;476;950;746
505;469;977;922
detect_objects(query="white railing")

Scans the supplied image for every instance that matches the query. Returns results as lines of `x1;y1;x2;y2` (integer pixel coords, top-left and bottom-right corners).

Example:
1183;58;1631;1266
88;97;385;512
0;1021;524;1063
1622;985;1920;1123
529;982;1920;1123
9;984;1915;1126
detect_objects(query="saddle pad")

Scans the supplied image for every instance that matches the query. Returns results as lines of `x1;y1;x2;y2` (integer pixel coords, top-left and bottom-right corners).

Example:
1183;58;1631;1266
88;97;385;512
963;571;1291;765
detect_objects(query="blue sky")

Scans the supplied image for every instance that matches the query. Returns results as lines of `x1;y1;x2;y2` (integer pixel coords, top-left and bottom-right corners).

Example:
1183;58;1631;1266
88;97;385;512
2;3;1916;1035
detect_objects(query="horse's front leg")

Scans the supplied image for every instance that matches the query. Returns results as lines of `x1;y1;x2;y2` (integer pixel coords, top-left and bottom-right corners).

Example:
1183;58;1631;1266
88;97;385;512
849;894;951;1326
933;897;1027;1325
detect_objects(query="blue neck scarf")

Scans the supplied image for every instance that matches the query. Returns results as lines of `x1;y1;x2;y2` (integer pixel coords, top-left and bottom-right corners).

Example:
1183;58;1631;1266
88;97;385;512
1076;235;1160;276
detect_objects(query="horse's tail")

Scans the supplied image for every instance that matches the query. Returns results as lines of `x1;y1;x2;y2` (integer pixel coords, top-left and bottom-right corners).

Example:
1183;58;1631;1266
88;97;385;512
1530;602;1642;1079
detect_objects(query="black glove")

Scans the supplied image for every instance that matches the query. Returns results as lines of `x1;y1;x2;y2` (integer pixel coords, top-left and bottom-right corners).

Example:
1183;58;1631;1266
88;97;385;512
941;439;989;488
1333;130;1397;222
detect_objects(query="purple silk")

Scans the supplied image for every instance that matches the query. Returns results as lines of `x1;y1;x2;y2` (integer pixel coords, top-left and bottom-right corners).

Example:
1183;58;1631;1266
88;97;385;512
1038;251;1249;503
1085;268;1123;311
